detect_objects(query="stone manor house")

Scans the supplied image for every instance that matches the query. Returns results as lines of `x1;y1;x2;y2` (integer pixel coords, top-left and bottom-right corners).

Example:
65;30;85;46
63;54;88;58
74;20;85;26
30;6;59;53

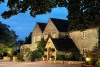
20;18;98;60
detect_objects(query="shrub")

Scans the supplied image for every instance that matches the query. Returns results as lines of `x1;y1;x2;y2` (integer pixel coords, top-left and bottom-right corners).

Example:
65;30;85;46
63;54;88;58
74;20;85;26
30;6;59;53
23;52;31;61
16;53;23;61
43;55;47;58
36;52;42;58
57;55;66;60
0;51;3;59
44;48;47;51
95;59;100;67
29;50;38;61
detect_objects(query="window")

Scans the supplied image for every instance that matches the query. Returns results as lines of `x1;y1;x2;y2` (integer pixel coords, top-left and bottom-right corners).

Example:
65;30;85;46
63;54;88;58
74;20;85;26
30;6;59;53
53;34;56;38
37;36;41;41
82;31;87;39
83;48;87;57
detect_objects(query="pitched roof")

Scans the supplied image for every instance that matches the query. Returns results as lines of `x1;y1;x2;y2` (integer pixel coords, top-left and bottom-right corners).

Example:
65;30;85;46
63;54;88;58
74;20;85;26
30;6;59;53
51;38;78;51
37;22;47;32
50;18;69;32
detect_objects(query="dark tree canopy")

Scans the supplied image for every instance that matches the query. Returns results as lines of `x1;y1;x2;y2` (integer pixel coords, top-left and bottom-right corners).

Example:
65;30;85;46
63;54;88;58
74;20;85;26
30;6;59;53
67;0;100;30
0;0;100;30
24;32;32;44
1;0;67;19
0;21;18;47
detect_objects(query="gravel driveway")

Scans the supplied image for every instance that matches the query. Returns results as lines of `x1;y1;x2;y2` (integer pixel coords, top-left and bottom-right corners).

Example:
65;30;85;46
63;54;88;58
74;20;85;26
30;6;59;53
0;61;81;67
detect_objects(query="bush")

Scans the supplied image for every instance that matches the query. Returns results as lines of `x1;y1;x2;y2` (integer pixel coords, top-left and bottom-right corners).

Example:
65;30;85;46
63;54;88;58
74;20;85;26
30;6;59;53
29;51;38;61
0;51;3;59
44;48;47;51
36;52;42;58
23;52;31;61
57;55;66;60
95;59;100;67
16;53;23;61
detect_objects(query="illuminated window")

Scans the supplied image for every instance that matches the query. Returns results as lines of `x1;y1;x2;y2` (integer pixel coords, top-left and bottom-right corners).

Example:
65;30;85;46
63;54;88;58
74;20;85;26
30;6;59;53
70;33;72;38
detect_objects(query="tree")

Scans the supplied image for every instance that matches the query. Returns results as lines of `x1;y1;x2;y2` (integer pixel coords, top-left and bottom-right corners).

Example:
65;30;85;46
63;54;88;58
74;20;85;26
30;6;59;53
1;0;67;19
0;0;4;3
0;0;99;28
37;39;46;55
24;32;32;44
0;21;18;57
0;21;18;47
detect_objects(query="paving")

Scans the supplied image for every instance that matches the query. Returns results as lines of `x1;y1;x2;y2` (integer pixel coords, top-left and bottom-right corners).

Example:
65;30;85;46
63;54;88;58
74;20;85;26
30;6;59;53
0;60;81;67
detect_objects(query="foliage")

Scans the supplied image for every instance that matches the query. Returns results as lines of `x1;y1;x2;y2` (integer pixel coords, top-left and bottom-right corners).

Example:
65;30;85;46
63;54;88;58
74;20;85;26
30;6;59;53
17;40;25;46
44;48;47;51
85;46;100;65
71;51;81;61
27;50;43;61
96;58;100;67
16;53;23;61
68;0;100;30
1;0;67;19
57;55;66;60
0;0;99;32
0;0;99;30
0;21;18;47
7;47;17;57
43;55;47;58
24;33;32;44
37;39;46;56
23;52;31;61
0;21;18;57
0;0;4;3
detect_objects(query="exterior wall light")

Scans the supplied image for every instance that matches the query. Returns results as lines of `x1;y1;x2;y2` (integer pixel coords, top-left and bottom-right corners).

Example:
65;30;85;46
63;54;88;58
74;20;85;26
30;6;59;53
86;57;91;62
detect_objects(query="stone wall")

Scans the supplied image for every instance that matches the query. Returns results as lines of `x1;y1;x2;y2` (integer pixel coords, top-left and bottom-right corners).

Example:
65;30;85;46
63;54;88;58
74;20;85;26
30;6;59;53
31;23;43;50
20;44;31;55
32;23;43;43
48;60;84;64
69;28;98;54
43;19;59;40
45;38;57;60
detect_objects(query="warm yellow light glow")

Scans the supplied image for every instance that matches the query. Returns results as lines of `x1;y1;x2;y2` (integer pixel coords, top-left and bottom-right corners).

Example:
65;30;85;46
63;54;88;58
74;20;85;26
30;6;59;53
86;57;91;61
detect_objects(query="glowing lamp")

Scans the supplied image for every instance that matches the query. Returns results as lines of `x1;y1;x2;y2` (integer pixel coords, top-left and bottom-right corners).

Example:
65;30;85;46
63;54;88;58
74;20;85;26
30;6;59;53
86;57;91;62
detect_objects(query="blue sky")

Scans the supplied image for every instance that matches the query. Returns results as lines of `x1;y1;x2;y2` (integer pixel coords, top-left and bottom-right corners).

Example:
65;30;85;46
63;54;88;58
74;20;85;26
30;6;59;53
0;1;68;40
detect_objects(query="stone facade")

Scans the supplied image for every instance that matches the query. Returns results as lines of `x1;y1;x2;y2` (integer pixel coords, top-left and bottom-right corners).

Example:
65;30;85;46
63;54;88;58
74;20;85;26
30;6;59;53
43;19;59;40
20;44;31;55
69;28;98;55
20;18;99;60
44;38;57;60
43;18;68;40
31;23;44;51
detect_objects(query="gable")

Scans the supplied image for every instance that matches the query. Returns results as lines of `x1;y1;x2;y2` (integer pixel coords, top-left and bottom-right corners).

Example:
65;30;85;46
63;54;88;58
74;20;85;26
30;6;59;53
43;19;59;34
69;28;98;53
32;23;42;36
45;38;56;49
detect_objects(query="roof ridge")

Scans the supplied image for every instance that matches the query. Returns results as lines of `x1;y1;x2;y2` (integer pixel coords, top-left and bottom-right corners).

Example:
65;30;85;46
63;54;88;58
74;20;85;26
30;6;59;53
50;18;67;21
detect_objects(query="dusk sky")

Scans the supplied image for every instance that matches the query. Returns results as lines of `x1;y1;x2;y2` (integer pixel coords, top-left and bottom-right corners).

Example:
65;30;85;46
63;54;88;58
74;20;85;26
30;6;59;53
0;0;68;40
